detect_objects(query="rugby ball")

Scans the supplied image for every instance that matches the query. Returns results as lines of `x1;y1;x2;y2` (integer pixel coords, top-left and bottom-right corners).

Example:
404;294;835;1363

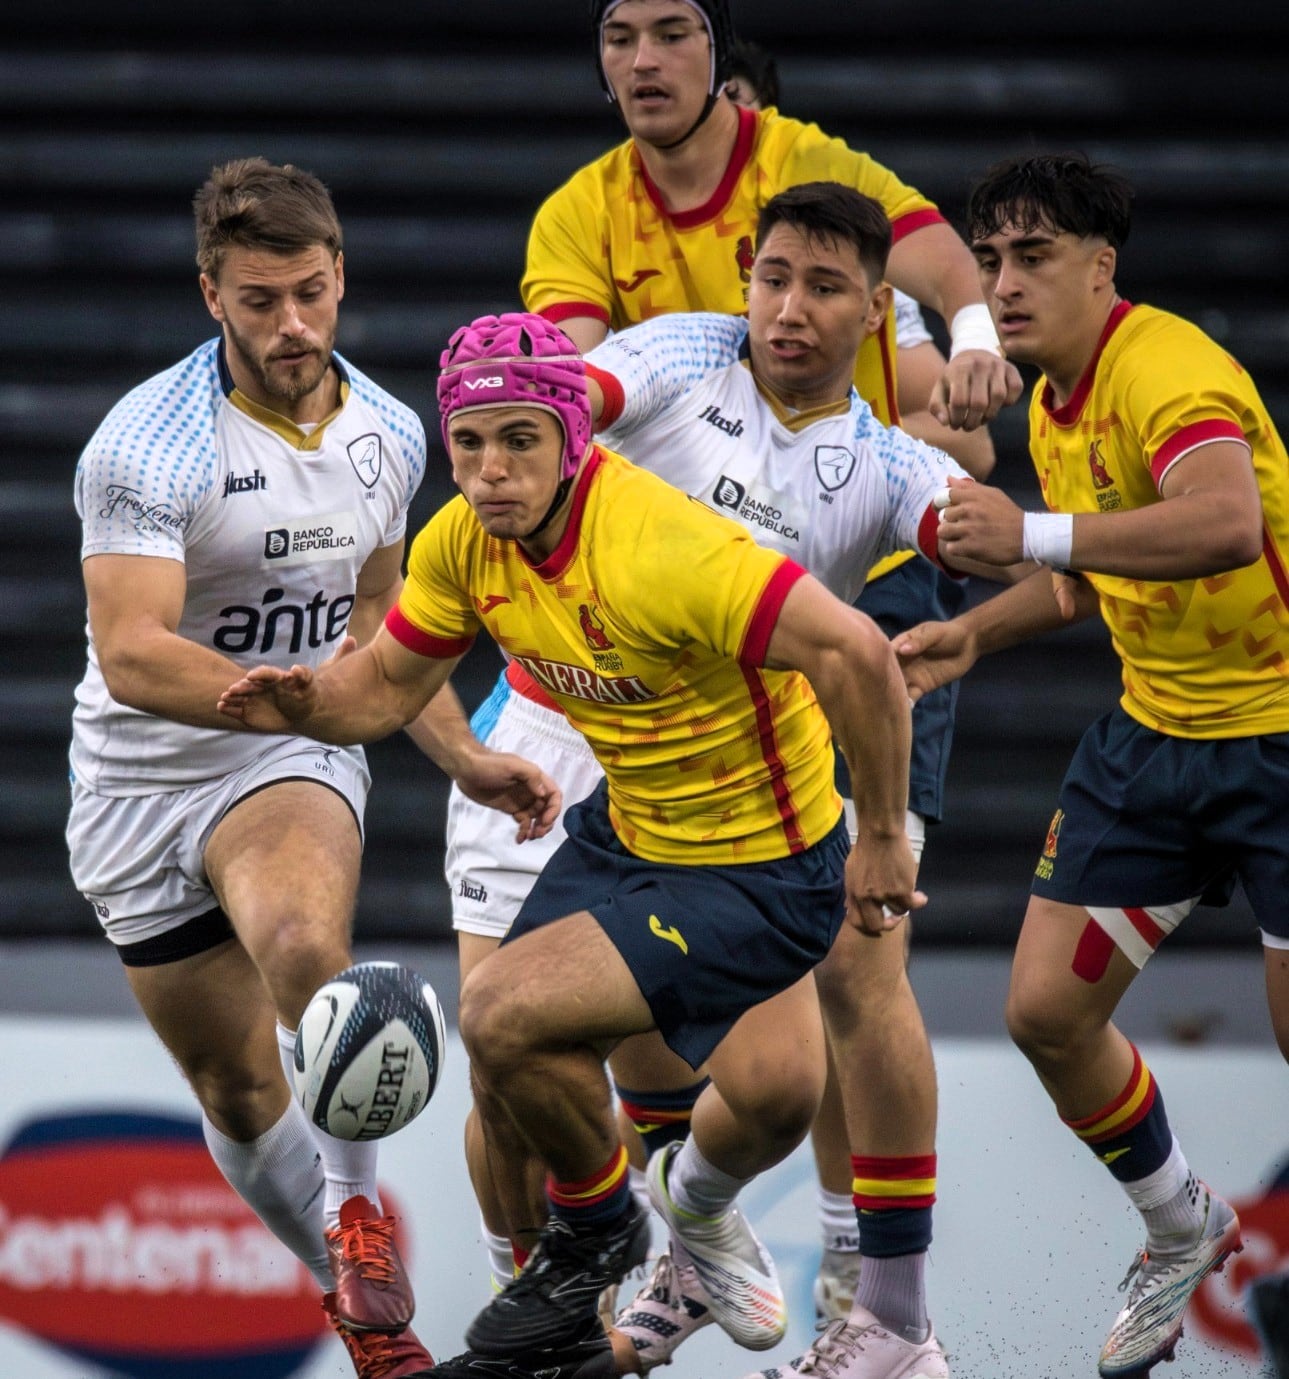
294;961;446;1141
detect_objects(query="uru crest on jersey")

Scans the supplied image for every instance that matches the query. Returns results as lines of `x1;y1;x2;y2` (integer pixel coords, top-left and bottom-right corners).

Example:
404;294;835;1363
347;433;383;490
814;445;856;492
0;1110;331;1378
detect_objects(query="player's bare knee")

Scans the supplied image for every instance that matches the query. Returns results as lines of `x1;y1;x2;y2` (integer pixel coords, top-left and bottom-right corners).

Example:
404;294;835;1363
459;972;533;1081
1005;989;1098;1069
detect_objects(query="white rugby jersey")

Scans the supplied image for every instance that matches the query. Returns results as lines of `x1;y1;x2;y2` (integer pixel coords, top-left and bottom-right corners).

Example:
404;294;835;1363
71;339;426;793
589;313;965;605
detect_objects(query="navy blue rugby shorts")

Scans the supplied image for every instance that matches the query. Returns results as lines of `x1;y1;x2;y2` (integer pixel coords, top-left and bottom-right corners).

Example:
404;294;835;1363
1030;705;1289;940
505;781;850;1068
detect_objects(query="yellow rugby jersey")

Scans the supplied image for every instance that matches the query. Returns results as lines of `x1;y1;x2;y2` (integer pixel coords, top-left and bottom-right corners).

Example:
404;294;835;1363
1031;301;1289;737
522;104;945;430
390;446;842;864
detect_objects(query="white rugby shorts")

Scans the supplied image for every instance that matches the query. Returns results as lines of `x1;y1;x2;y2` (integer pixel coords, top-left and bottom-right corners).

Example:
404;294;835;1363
67;738;369;947
445;688;601;938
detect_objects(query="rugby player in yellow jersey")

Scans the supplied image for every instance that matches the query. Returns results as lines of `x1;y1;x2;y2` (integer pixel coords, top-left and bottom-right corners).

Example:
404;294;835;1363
898;152;1289;1378
516;7;1023;1362
218;312;924;1379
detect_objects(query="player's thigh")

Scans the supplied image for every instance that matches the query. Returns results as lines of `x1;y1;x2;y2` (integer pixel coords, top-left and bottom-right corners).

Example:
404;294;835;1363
460;910;655;1060
609;1029;710;1093
126;936;281;1090
1007;895;1139;1048
704;974;826;1125
205;778;362;966
1265;942;1289;1064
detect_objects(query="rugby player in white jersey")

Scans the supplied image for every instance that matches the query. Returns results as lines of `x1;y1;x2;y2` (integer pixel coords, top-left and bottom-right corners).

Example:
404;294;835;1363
446;183;1022;1379
65;158;558;1379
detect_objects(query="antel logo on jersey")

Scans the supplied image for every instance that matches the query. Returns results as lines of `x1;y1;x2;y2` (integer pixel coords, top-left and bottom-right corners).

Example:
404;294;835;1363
1190;1161;1289;1360
814;445;856;492
347;433;383;490
263;510;360;566
0;1110;330;1379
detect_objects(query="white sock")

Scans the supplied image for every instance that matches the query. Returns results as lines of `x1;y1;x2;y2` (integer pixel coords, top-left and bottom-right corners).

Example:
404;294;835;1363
665;1137;749;1219
1124;1137;1204;1247
629;1163;651;1218
481;1216;515;1293
202;1104;331;1290
277;1020;381;1228
854;1251;929;1342
818;1186;860;1253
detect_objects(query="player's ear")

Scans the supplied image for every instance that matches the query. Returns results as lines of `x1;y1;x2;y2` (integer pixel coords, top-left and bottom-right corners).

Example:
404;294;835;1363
1093;244;1116;288
198;272;225;324
334;250;345;303
866;281;893;337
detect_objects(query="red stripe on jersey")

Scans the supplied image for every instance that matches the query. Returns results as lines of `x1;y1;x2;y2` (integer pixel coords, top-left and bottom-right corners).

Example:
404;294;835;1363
384;604;474;659
889;208;947;244
639;104;758;229
586;364;625;430
506;659;563;713
1262;526;1289;608
523;447;605;579
916;503;963;577
1042;300;1133;425
1150;419;1247;488
539;302;611;327
740;663;806;854
739;559;807;666
1123;905;1167;950
877;315;900;424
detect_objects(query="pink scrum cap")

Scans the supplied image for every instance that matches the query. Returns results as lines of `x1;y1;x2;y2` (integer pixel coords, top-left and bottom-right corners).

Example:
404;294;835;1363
436;313;591;480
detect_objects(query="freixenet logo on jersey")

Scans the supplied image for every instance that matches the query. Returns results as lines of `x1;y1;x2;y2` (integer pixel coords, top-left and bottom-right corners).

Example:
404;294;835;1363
513;655;656;705
263;511;359;566
0;1110;330;1379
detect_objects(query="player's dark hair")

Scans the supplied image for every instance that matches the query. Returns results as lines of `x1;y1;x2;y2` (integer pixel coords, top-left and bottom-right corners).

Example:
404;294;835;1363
193;157;343;279
756;182;892;282
966;152;1134;250
726;37;779;109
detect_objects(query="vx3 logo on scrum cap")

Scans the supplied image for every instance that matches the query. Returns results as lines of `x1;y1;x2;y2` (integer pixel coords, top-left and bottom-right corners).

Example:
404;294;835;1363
463;376;505;390
0;1109;371;1379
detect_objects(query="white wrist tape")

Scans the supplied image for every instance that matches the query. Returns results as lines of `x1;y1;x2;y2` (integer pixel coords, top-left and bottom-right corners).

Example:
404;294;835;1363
948;302;1004;359
1022;512;1075;568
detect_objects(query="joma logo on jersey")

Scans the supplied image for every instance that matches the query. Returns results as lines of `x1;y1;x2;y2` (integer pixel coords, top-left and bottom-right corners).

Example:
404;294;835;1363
515;655;655;705
699;404;745;438
213;588;355;655
222;469;267;497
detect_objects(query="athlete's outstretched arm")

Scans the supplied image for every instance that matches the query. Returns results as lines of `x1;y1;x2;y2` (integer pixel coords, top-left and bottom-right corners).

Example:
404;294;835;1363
763;574;924;936
217;625;455;742
886;221;1023;431
85;552;273;731
936;443;1263;579
893;564;1097;703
